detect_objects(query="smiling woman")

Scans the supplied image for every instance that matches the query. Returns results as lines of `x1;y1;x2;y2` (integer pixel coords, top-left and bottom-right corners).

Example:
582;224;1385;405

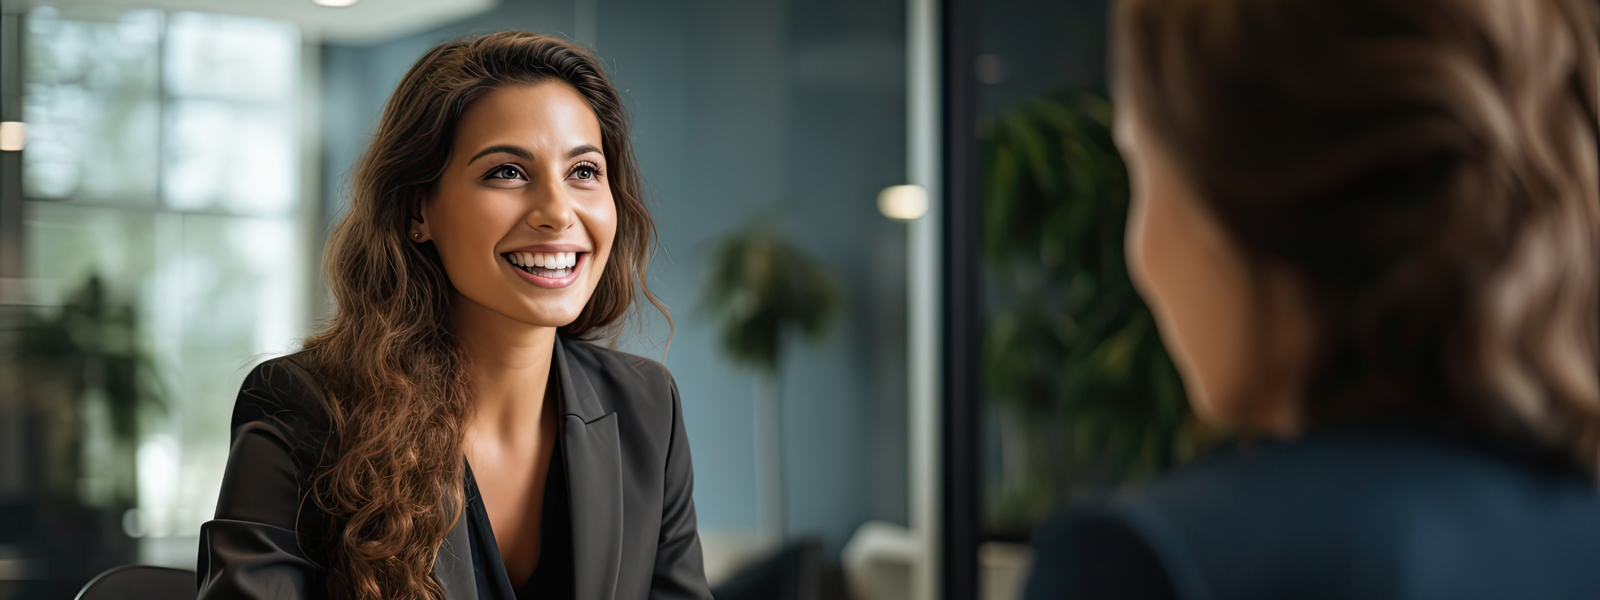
195;32;705;600
418;81;619;329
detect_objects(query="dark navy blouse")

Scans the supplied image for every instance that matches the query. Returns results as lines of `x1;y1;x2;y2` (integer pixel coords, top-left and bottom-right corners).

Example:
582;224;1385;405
1025;419;1600;600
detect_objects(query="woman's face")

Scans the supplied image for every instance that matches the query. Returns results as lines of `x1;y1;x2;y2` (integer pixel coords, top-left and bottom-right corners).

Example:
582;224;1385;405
414;80;616;329
1115;101;1309;433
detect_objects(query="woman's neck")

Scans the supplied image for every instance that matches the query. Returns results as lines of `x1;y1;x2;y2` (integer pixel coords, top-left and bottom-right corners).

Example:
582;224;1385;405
453;294;559;443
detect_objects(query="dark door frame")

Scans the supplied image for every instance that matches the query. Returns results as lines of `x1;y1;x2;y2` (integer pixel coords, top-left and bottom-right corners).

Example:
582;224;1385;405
941;0;982;596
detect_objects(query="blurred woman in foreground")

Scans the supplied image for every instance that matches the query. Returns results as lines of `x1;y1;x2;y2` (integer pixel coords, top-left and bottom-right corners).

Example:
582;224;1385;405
1027;0;1600;598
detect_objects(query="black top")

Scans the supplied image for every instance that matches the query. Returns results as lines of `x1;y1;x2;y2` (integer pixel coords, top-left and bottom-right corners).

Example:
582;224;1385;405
197;336;712;600
467;446;573;599
203;425;573;600
1024;420;1600;600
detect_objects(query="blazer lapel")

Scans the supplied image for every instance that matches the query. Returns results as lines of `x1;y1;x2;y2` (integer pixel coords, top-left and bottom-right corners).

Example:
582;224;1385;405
555;336;624;600
433;507;477;600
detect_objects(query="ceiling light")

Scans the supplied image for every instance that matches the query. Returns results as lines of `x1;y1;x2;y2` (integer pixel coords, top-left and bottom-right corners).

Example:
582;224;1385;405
312;0;360;7
0;122;24;152
878;184;928;221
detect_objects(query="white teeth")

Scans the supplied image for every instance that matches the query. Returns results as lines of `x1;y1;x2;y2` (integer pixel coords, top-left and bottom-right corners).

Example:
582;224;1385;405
506;251;580;275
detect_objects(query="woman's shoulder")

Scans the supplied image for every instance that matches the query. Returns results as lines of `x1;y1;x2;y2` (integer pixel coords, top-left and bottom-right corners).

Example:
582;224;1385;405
231;353;333;447
1025;499;1178;600
559;337;683;440
561;337;677;396
1088;428;1600;599
1136;425;1599;514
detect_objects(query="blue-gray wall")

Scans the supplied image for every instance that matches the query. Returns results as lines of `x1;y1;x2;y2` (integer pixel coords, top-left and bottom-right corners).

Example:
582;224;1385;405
319;0;908;555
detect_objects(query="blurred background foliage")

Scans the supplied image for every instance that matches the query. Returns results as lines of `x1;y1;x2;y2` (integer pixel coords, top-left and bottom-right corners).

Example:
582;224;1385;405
700;225;842;374
699;224;843;547
979;89;1199;530
11;275;165;507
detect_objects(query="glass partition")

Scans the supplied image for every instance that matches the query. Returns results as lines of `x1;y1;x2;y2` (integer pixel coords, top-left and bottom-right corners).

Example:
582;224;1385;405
3;2;925;598
8;8;308;596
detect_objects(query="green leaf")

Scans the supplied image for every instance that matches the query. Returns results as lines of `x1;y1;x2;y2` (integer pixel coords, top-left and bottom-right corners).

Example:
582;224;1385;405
978;87;1208;505
698;224;842;375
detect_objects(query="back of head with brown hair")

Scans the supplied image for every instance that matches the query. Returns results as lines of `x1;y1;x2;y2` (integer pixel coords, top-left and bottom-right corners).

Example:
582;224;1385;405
1114;0;1600;468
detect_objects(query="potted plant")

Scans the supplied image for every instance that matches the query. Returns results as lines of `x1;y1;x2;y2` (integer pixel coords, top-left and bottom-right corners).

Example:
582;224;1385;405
3;274;166;596
980;90;1206;532
700;224;840;544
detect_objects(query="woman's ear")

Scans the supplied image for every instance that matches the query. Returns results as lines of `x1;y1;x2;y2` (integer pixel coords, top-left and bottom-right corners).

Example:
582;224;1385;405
409;219;432;243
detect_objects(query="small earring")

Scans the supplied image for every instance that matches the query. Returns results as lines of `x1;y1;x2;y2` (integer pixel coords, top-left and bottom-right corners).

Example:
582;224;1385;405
411;232;421;240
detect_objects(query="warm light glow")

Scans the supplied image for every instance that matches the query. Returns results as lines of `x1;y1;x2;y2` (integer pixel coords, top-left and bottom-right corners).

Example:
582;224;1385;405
311;0;359;6
0;122;23;152
878;184;928;221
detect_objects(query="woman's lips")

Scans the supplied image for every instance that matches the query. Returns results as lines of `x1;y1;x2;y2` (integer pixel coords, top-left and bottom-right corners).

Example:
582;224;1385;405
504;252;587;289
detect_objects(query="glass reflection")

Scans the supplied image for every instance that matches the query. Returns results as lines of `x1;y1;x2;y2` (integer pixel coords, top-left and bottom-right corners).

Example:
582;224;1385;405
22;8;161;203
17;8;308;575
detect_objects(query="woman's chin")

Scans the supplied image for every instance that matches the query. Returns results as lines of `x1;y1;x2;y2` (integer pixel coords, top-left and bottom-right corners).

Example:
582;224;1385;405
507;304;587;330
1184;379;1242;430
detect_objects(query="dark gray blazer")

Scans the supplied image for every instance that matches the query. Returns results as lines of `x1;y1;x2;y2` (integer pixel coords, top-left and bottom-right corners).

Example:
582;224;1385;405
196;335;711;600
1024;421;1600;600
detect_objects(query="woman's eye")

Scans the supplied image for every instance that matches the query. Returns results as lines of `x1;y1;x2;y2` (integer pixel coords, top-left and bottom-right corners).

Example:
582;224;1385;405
486;165;524;180
572;164;600;181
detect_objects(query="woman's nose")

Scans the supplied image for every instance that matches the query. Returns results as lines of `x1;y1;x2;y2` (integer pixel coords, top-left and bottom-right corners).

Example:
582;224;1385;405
525;177;578;231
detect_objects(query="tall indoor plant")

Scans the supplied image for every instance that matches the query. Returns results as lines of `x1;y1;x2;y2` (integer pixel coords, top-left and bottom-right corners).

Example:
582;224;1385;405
980;90;1199;531
4;274;166;596
12;275;165;507
700;224;840;543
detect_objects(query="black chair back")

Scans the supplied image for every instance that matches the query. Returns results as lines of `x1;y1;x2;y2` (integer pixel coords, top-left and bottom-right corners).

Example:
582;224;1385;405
75;565;196;600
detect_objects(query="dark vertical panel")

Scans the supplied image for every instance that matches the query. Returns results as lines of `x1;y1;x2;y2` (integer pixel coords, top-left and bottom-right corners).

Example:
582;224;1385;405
942;0;982;596
1;13;23;278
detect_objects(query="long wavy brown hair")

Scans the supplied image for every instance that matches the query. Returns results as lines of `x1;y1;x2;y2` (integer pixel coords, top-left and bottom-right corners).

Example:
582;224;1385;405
297;31;666;599
1115;0;1600;467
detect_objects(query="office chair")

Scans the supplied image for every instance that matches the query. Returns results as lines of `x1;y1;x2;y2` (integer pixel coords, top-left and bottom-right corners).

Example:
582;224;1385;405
75;565;196;600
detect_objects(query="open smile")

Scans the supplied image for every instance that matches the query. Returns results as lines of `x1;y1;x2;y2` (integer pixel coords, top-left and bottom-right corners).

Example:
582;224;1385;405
502;250;588;289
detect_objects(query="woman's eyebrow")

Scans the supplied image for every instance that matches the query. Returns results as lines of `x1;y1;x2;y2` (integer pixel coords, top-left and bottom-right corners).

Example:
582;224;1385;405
467;143;600;165
468;144;534;165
